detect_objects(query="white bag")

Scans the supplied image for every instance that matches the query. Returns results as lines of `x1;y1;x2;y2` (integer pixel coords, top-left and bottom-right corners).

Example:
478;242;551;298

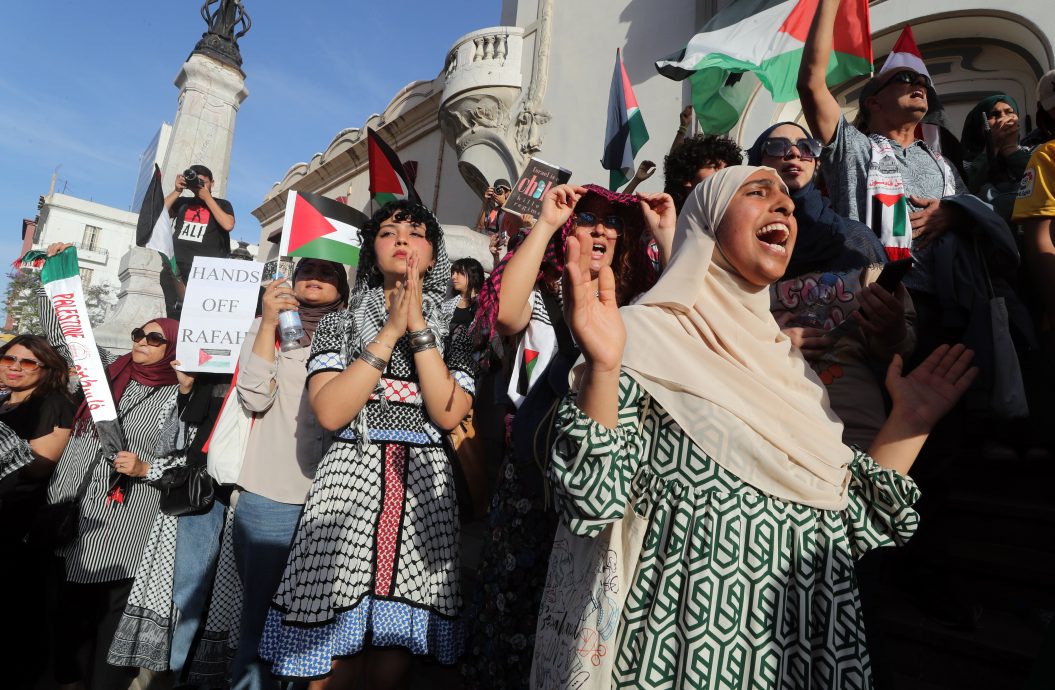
530;506;648;690
204;363;254;485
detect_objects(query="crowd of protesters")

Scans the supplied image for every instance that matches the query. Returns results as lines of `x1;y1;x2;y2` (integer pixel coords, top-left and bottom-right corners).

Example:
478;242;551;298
3;3;1055;688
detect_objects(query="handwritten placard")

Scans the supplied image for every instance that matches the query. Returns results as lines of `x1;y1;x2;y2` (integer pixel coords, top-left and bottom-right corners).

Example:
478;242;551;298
176;256;263;373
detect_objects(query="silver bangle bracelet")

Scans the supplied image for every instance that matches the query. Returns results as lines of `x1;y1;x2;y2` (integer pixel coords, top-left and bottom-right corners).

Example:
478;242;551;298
411;339;438;354
359;349;388;372
408;328;437;351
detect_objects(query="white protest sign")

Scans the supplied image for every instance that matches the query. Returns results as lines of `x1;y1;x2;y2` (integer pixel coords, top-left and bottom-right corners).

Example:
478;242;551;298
176;256;263;373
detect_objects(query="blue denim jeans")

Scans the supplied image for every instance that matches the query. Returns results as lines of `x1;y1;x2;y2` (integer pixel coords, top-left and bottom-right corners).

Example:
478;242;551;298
231;490;303;690
170;498;226;677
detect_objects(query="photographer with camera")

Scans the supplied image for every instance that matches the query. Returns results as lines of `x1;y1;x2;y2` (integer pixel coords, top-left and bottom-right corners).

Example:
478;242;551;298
161;165;235;315
474;177;511;235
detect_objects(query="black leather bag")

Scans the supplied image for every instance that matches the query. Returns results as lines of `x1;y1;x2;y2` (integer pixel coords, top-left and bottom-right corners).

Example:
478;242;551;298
151;463;215;517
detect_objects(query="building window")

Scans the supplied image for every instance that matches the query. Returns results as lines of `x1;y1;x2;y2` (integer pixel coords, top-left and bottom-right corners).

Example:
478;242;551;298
79;268;93;287
82;225;102;251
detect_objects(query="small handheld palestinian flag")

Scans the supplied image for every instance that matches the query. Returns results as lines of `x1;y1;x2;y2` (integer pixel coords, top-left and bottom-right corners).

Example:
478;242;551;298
656;0;873;134
278;192;369;266
135;164;178;277
367;127;421;207
602;48;650;191
18;248;119;428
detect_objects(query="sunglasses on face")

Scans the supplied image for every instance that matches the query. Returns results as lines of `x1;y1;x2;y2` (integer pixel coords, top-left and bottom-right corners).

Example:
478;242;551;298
574;211;624;237
761;137;822;160
0;354;45;372
131;328;169;347
875;70;930;94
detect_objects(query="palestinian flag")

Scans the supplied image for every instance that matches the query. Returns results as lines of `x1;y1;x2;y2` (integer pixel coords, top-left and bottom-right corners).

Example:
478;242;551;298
602;49;650;190
278;192;369;266
870;193;912;260
656;0;872;133
135;164;178;276
19;248;118;426
367;128;421;207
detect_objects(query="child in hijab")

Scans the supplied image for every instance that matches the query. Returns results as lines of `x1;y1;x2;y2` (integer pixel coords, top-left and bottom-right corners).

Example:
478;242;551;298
545;166;977;689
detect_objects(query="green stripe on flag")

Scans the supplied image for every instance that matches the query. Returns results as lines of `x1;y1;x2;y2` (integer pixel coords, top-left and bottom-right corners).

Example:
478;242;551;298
374;192;399;207
40;247;80;284
289;237;361;266
690;68;752;134
755;48;873;101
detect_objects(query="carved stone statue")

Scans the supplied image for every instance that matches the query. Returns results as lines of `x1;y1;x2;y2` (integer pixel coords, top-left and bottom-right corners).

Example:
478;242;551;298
192;0;252;70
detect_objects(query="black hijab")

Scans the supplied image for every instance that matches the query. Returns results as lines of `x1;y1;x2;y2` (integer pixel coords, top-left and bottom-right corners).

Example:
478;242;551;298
747;122;885;278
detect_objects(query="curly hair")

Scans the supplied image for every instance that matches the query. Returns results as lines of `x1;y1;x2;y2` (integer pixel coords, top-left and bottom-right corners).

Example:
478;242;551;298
0;334;71;401
664;134;743;210
357;199;443;288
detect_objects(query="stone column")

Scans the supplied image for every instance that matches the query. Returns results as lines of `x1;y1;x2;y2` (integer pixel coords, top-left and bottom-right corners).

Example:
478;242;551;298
160;53;249;198
93;248;167;355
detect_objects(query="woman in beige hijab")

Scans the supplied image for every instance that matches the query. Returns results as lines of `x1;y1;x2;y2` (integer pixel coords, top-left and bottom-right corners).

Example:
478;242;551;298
547;166;977;689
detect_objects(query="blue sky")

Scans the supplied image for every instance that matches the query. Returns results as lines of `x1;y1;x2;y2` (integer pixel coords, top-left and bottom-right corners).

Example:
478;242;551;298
0;0;496;308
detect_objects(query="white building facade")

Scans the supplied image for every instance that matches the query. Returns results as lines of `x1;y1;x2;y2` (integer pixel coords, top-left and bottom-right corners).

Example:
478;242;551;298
252;0;1052;257
33;193;138;292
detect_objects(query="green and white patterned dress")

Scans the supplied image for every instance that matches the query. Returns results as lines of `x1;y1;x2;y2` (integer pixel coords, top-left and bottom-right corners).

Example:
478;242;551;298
549;374;920;690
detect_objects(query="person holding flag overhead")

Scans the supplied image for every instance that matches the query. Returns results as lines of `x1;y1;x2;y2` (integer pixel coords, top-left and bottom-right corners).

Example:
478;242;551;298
33;243;191;690
800;0;1034;637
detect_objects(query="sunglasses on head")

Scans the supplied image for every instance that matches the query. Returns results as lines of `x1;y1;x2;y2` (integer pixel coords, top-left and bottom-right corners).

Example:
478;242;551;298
875;70;930;94
574;211;625;236
0;354;45;372
131;328;169;347
761;137;822;160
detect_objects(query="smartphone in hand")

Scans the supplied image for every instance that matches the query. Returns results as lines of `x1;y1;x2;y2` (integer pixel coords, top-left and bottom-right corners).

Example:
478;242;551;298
875;258;913;293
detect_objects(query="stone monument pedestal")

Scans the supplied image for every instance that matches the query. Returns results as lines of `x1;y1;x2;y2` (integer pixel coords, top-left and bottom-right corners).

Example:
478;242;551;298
94;248;167;355
160;53;248;198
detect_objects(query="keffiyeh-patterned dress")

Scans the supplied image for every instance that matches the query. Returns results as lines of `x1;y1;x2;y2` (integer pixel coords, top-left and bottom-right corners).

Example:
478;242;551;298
260;286;477;678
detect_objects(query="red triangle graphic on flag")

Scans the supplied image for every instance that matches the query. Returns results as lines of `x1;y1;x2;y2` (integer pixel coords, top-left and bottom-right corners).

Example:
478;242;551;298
198;349;214;365
289;193;339;254
524;349;540;365
368;132;407;198
874;194;904;207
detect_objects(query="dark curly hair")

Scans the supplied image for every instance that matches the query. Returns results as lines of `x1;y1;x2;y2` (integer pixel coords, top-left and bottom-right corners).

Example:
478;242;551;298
357;199;442;288
663;134;743;211
0;334;72;401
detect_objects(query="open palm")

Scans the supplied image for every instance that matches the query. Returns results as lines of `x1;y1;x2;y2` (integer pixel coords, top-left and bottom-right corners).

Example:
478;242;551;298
563;235;624;372
885;344;978;433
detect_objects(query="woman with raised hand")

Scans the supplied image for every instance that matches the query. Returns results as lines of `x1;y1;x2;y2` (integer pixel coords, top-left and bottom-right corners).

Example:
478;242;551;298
259;201;476;690
462;184;661;689
547;166;977;689
37;243;185;690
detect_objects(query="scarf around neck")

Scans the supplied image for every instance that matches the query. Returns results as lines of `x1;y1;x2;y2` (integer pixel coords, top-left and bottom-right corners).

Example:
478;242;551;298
611;166;854;510
74;318;180;434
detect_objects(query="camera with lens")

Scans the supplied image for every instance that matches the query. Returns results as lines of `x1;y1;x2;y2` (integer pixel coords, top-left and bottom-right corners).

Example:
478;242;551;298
182;168;203;190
